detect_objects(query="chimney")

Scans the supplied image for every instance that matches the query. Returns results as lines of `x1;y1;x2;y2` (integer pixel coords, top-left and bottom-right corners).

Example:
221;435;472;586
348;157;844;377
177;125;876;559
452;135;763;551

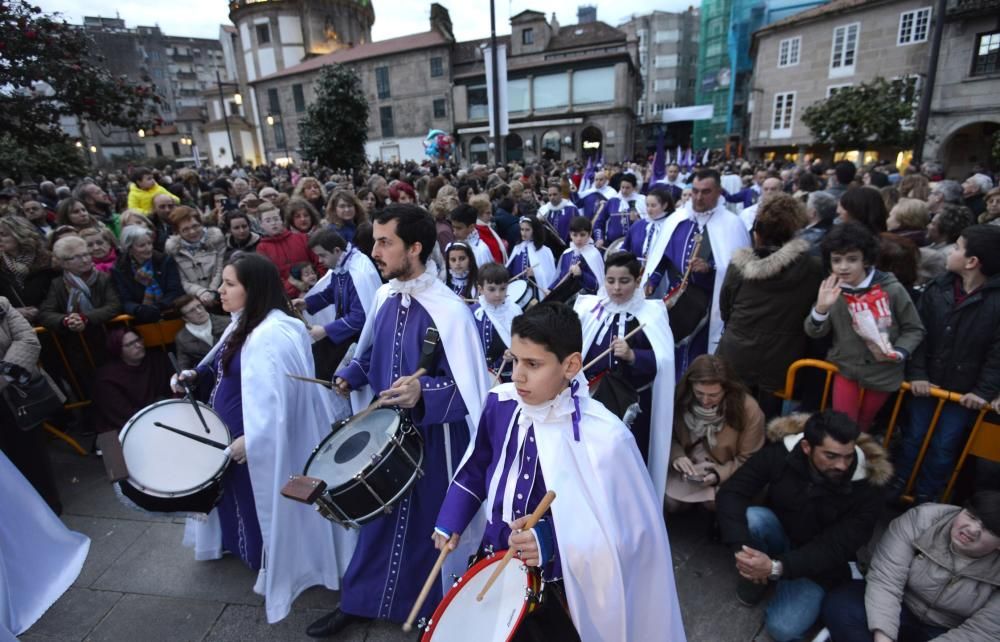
550;12;560;35
429;3;454;42
577;5;597;24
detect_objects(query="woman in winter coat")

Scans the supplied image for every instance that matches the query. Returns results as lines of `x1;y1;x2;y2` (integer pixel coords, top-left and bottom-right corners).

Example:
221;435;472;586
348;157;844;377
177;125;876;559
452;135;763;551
717;193;825;417
112;225;184;323
0;216;57;324
165;206;225;310
822;491;1000;642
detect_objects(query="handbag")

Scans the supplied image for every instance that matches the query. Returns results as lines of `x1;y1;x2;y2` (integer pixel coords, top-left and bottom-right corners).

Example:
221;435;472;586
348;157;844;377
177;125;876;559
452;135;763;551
2;370;64;431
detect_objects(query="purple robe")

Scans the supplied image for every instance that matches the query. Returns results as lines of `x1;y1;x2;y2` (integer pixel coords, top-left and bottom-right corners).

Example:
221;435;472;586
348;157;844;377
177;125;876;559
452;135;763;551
336;296;473;621
471;303;509;379
581;314;657;463
542;202;579;242
304;255;365;345
624;219;667;290
553;249;598;294
664;219;715;378
436;394;561;581
507;245;530;277
572;191;607;219
593;197;637;244
197;347;263;570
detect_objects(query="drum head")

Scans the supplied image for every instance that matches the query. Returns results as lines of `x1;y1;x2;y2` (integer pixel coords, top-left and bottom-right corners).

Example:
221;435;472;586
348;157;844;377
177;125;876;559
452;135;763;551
306;408;401;488
120;400;231;497
424;554;532;642
507;279;529;302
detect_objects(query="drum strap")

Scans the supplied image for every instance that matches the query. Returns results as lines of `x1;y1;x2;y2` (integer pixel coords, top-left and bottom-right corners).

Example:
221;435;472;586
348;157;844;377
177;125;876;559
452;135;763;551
418;324;440;373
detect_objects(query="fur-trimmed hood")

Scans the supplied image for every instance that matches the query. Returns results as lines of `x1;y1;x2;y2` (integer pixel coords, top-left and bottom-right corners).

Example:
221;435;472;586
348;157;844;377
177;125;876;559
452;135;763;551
765;413;894;487
730;238;811;281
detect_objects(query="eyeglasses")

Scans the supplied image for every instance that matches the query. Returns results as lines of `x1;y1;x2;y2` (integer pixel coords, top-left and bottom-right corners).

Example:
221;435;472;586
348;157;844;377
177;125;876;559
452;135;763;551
59;253;92;263
121;338;145;349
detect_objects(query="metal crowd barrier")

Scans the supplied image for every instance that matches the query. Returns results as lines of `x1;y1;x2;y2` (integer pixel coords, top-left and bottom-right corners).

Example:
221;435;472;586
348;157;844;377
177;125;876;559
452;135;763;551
33;315;185;456
774;358;998;503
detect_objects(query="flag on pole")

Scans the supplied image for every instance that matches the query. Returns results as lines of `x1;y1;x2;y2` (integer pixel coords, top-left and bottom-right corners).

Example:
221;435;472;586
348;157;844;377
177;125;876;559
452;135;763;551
579;156;595;193
648;129;666;190
702;148;710;166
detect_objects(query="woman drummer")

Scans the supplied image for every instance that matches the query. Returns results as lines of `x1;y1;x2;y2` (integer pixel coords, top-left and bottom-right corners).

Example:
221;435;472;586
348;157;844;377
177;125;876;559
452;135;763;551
572;251;675;504
172;253;353;624
506;216;556;292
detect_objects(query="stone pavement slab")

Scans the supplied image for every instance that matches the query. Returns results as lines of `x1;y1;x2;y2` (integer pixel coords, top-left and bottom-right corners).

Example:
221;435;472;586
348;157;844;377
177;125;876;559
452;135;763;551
59;516;150;588
85;594;224;642
19;588;122;642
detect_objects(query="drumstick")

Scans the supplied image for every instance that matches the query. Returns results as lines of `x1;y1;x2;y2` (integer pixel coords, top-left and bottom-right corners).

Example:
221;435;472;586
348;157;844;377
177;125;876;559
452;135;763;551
491;355;510;387
168;352;211;434
525;276;550;296
476;490;556;602
153;422;227;450
508;268;528;282
286;373;335;388
581;323;648;372
401;544;451;633
353;367;428;423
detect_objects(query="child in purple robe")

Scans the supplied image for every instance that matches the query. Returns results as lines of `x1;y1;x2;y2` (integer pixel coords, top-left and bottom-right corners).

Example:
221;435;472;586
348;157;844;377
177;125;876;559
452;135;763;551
552;216;603;296
471;263;519;383
444;241;478;301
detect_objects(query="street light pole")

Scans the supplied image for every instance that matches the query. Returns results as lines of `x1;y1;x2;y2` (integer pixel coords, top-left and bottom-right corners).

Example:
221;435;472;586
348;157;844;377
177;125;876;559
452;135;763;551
489;0;503;165
216;70;236;166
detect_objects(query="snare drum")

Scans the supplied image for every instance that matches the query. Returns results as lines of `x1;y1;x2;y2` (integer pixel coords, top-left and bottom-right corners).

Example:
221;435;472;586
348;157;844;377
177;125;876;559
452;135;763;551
118;399;231;514
604;237;626;257
303;407;424;528
422;552;542;642
506;279;537;311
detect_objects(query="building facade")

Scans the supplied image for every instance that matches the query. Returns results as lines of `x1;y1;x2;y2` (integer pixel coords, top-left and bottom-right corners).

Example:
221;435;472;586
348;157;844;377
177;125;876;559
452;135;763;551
451;9;641;164
618;8;701;154
748;0;933;163
693;0;828;153
249;6;454;164
923;0;1000;177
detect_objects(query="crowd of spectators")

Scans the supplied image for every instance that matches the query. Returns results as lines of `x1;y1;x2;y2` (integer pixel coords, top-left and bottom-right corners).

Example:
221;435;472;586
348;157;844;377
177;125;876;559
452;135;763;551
1;153;999;641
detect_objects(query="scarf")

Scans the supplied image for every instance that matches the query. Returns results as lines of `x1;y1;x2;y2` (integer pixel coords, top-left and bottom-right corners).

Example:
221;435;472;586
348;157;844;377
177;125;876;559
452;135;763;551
132;257;163;306
387;264;438;307
1;250;33;289
64;270;99;314
683;403;726;448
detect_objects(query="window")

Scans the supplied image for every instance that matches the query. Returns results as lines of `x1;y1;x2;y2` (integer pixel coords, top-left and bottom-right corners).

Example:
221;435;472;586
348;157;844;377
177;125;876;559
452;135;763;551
508;77;530;112
433;98;446;119
654;54;678;68
573;67;614;104
375;66;390;99
229;101;240;116
467;83;488;119
653;78;677;91
830;23;859;77
430;57;443;78
267;88;280;114
532;73;569;109
172;141;181;156
827;83;852;97
273;122;286;150
154;143;163;157
771;91;795;138
654;30;679;43
522;28;534;45
292;84;306;112
706;43;723;58
972;31;1000;76
778;37;801;67
256;24;270;45
898;7;931;45
379;106;394;138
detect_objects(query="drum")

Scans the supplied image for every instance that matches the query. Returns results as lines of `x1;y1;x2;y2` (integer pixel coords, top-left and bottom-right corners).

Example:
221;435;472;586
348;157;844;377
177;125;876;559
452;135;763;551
506;279;537;311
422;552;542;642
118;399;231;514
303;407;424;528
604;237;626;257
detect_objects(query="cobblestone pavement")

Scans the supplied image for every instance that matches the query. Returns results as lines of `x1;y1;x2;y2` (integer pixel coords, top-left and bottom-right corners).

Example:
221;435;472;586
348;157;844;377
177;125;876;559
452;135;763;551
20;443;770;642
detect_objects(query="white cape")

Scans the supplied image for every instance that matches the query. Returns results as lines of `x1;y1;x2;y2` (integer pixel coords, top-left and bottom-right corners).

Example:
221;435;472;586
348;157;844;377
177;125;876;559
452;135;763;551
506;241;556;294
575;291;675;503
300;245;382;327
473;295;520;350
639;202;750;351
493;384;686;642
347;272;490;589
0;452;89;637
558;243;606;296
183;310;357;623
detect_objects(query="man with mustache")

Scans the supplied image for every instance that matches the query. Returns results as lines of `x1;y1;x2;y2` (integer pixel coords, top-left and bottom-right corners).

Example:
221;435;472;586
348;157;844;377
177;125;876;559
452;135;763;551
716;410;893;642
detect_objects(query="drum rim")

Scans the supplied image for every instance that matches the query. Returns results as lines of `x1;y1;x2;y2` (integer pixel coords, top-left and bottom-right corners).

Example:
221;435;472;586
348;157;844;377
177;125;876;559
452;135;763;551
422;550;538;641
304;407;406;484
119;398;231;497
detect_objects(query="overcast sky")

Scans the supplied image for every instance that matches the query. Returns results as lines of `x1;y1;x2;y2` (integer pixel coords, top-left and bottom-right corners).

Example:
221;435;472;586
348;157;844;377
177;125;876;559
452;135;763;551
38;0;697;42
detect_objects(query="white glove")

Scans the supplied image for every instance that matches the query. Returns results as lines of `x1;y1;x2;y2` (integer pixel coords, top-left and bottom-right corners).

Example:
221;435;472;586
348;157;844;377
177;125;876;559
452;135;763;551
170;370;198;394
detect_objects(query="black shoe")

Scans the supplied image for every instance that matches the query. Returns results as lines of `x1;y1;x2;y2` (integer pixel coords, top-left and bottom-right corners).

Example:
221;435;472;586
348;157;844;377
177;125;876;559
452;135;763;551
306;608;370;638
736;578;768;607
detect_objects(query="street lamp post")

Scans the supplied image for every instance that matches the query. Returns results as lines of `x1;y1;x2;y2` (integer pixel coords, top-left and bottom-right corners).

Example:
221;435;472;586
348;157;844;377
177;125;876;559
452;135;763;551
215;70;243;167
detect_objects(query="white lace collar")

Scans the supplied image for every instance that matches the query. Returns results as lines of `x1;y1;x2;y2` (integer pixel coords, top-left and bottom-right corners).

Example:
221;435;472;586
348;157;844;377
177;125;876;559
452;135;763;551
388;264;437;306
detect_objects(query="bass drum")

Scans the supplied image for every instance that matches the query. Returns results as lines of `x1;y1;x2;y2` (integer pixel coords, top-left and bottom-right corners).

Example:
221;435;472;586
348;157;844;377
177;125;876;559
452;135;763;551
118;399;231;514
303;407;424;528
506;279;537;311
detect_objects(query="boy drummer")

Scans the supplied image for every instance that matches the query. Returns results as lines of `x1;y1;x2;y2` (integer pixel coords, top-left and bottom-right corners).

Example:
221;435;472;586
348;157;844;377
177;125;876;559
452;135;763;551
431;302;686;641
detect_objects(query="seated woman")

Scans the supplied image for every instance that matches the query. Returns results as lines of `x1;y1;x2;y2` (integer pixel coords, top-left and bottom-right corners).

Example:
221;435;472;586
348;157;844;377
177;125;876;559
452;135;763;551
285;198;322;237
91;327;172;434
822;491;1000;642
325;190;367;244
0;216;57;325
223;210;260;260
112;225;184;323
165;206;225;311
667;354;765;512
